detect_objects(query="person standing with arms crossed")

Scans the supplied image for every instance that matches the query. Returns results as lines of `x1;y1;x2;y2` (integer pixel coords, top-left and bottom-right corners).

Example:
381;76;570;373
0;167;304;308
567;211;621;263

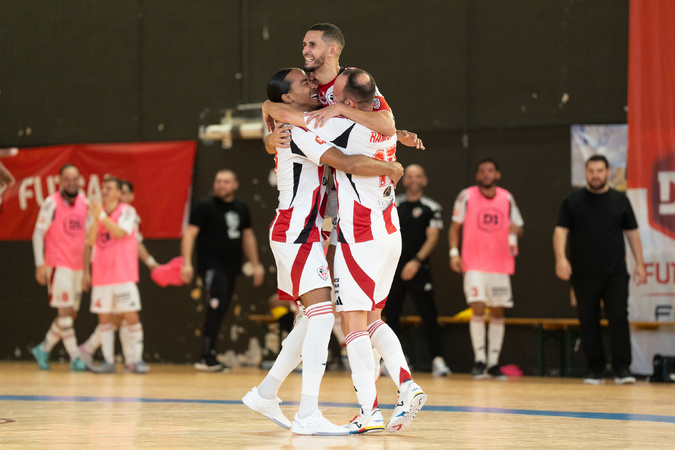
553;154;646;384
181;169;264;372
449;157;524;379
32;163;88;371
383;164;451;377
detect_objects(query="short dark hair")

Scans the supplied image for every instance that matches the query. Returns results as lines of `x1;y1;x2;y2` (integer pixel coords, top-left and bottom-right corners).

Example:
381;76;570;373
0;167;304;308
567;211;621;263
267;68;294;102
59;163;78;175
308;23;345;50
120;180;134;192
586;154;609;168
341;68;376;105
476;156;499;172
103;175;123;190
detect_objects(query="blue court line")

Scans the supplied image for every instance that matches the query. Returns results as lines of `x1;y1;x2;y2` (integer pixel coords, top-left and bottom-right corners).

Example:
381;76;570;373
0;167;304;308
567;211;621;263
1;395;674;424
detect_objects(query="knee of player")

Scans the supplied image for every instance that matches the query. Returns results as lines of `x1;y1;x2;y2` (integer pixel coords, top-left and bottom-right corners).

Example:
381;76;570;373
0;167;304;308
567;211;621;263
57;316;74;330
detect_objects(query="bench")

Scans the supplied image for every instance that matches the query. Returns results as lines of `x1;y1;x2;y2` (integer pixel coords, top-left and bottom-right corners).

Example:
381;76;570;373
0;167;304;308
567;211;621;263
247;314;675;376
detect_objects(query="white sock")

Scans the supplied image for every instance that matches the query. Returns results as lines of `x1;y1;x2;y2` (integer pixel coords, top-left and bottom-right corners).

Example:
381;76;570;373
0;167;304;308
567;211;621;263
346;331;378;415
60;326;79;361
298;301;334;419
470;315;486;363
126;323;144;364
259;314;308;400
99;323;116;364
82;326;101;355
368;320;412;389
487;317;505;367
119;321;132;363
41;320;61;352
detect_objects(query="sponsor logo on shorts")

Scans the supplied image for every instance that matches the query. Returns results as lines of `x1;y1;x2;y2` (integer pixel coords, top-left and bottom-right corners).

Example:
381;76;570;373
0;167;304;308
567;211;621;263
491;286;509;297
335;296;343;305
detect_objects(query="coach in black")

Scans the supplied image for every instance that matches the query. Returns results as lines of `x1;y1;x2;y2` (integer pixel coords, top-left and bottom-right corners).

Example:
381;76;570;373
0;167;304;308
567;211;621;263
553;154;646;385
383;164;451;376
181;169;264;372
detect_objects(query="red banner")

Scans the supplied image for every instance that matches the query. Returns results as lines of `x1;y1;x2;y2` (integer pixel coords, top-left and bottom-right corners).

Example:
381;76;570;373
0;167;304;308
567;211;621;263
626;0;675;374
0;141;196;240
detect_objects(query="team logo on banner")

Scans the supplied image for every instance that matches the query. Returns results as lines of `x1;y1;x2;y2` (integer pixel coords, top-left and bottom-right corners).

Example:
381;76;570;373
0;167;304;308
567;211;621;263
650;152;675;240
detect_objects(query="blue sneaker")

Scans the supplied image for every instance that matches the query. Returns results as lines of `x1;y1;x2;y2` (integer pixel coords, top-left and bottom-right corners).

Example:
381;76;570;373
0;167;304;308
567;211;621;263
93;361;117;374
70;357;87;372
32;344;50;370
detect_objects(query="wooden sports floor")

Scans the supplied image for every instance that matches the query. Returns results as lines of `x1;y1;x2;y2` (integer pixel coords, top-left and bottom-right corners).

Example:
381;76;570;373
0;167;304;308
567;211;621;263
1;362;673;449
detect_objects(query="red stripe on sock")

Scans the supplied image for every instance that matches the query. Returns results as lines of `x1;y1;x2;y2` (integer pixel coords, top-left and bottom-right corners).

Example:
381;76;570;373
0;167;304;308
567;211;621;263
399;367;412;385
367;320;385;337
345;330;368;346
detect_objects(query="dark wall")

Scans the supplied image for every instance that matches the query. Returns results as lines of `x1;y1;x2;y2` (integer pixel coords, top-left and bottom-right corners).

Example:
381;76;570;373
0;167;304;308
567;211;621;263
0;1;629;373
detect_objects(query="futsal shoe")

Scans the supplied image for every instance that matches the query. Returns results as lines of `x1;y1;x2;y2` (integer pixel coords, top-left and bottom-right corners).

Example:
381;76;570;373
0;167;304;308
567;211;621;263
32;344;50;370
487;364;507;380
93;361;117;374
583;370;605;385
124;361;150;374
242;386;292;429
614;368;636;385
386;381;427;432
194;355;228;372
77;344;96;370
344;408;385;434
70;357;87;372
291;410;349;436
432;356;451;377
471;361;488;379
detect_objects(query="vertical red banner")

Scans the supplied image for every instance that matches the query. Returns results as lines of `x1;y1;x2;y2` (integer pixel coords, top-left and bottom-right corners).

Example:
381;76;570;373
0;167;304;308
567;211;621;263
626;0;675;374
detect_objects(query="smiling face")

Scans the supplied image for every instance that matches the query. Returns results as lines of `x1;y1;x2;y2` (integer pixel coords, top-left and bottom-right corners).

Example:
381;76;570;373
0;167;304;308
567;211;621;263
59;166;81;199
284;69;320;110
302;30;330;73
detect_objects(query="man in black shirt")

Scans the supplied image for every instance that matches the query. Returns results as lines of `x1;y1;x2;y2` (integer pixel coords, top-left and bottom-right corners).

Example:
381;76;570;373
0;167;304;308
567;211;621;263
554;154;646;384
383;164;451;377
181;169;264;371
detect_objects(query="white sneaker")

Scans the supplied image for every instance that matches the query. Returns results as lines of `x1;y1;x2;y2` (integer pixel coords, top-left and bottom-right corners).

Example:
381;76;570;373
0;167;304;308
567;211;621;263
291;410;349;436
344;408;385;434
242;386;291;430
432;356;451;377
373;347;382;382
387;381;427;432
124;361;150;374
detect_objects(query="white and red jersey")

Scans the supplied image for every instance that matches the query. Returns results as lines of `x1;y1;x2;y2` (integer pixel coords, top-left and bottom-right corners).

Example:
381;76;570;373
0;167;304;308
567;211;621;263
33;191;88;270
269;125;334;244
305;116;399;244
92;203;139;285
317;67;391;114
452;186;524;275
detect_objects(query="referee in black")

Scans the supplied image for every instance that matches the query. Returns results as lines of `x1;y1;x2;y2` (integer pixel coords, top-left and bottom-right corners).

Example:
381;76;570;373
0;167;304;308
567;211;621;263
384;164;450;376
181;169;264;372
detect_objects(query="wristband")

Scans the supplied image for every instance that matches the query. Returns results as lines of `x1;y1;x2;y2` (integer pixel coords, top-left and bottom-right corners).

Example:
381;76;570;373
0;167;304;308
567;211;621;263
413;255;422;263
99;211;107;220
449;248;459;258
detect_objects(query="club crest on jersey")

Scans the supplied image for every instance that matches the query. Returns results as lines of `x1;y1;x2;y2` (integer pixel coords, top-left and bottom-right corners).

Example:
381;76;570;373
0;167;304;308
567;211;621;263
317;265;329;281
373;98;381;110
412;206;423;219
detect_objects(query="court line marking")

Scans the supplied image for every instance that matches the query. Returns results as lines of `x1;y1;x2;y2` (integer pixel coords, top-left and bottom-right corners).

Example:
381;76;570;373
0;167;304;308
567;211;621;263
1;395;674;424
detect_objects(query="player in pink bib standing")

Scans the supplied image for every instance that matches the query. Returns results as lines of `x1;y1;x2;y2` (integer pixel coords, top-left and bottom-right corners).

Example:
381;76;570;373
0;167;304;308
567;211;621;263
83;176;148;374
449;157;524;379
32;163;88;371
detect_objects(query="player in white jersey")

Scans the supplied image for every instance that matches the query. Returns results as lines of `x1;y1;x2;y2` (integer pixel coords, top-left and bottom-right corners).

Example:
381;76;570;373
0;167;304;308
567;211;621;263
78;178;159;373
263;68;427;434
243;68;403;436
31;164;88;371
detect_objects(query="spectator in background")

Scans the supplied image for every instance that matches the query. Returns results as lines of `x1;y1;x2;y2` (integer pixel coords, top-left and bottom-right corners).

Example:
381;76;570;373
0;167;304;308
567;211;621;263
181;169;264;372
553;154;646;385
383;164;451;377
449;157;524;379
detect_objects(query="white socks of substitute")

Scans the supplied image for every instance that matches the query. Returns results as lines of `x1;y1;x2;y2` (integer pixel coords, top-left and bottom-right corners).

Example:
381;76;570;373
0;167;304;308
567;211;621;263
346;330;378;415
470;315;487;364
123;322;144;364
41;320;61;352
487;317;505;367
99;323;116;364
368;319;413;389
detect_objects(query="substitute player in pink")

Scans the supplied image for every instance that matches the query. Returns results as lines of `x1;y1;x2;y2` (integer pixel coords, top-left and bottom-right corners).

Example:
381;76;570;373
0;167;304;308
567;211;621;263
83;176;148;374
31;163;88;371
449;157;524;379
243;68;403;436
